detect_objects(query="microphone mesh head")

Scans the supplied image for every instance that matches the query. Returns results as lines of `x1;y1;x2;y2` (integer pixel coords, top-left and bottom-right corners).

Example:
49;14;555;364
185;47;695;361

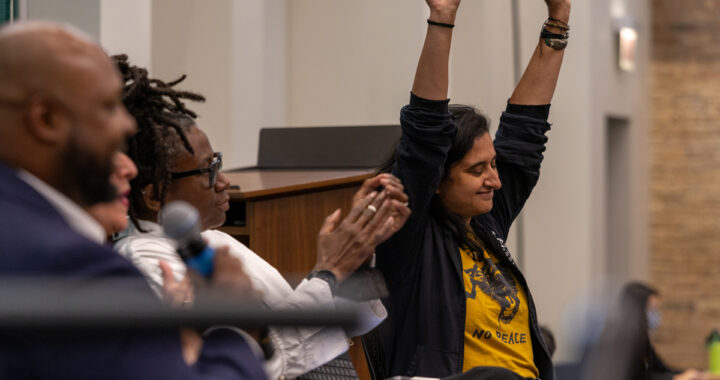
159;201;200;241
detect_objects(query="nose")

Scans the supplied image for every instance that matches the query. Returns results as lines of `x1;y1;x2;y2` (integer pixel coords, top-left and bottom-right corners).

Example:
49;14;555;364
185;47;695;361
215;172;230;192
485;167;502;190
116;152;138;181
121;106;138;136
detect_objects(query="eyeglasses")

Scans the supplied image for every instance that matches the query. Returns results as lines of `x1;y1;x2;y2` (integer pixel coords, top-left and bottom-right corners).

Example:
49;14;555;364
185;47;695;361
170;152;223;188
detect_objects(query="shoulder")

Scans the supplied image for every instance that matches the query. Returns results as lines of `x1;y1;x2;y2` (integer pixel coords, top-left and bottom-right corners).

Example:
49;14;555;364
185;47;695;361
114;230;176;260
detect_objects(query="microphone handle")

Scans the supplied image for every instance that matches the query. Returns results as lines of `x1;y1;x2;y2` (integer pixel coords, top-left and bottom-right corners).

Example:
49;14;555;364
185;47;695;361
180;245;215;277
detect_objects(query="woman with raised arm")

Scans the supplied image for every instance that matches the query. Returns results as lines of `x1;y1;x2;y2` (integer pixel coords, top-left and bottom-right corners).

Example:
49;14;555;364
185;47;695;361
372;0;571;378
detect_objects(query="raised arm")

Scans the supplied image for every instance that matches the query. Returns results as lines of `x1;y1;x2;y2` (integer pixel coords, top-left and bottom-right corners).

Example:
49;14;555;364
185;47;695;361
509;0;571;105
411;0;461;100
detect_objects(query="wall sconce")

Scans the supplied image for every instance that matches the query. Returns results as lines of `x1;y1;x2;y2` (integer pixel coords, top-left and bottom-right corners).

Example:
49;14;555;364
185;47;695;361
618;25;638;72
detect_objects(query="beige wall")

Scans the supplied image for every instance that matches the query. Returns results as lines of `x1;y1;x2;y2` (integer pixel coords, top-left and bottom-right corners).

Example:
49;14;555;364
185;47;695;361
150;0;285;169
100;0;151;70
26;0;100;39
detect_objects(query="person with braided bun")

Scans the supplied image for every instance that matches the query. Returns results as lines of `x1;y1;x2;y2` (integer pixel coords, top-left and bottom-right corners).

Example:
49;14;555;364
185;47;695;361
110;55;412;378
369;0;571;378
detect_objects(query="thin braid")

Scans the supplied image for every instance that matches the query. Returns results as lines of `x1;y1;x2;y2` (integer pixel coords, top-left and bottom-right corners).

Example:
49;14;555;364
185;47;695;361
112;54;206;231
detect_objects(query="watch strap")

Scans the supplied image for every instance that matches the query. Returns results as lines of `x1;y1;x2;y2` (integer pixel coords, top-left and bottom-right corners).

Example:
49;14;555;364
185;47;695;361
307;270;338;294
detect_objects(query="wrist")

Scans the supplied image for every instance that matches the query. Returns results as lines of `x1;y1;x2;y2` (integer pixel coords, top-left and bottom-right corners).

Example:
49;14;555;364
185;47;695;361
548;5;570;24
307;269;339;294
429;9;457;25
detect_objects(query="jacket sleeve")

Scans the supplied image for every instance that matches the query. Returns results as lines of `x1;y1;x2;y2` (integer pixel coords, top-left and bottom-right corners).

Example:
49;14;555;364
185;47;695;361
489;105;551;238
376;93;456;280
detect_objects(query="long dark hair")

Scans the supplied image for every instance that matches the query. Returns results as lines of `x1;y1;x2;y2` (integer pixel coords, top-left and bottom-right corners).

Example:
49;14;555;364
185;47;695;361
381;104;491;255
621;282;659;350
581;283;660;380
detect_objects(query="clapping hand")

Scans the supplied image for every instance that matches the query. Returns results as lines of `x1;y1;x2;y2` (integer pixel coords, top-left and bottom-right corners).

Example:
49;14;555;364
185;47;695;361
352;174;411;245
315;174;411;283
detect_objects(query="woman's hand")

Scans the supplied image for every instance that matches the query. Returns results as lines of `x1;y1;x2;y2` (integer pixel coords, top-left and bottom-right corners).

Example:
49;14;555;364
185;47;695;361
426;0;461;24
353;174;410;240
315;178;411;283
544;0;571;23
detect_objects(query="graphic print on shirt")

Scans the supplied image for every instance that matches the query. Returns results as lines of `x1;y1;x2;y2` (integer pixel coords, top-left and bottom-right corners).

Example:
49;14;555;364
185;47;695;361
464;255;520;324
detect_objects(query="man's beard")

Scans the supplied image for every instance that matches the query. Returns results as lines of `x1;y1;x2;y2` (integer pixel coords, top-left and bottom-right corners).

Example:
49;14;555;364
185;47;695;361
57;129;117;208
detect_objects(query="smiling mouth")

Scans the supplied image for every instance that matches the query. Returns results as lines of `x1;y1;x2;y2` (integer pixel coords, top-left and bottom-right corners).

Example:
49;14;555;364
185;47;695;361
476;190;494;199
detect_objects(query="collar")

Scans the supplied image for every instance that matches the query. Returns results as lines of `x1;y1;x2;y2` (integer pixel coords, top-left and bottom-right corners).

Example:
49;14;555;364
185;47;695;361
16;169;106;244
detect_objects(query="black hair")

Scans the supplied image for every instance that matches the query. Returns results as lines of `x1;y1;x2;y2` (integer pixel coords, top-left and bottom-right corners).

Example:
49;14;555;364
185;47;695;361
621;282;659;329
112;54;206;230
380;104;491;256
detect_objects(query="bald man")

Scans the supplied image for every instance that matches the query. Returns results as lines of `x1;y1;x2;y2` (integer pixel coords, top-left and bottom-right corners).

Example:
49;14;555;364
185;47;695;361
0;22;266;379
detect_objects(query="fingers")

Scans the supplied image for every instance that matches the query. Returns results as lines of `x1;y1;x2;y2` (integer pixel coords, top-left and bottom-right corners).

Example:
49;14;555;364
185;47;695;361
346;190;378;224
353;176;383;203
383;182;408;204
159;260;175;287
371;216;396;247
319;209;342;236
365;199;412;246
353;190;389;228
378;174;403;190
391;200;412;230
353;174;403;203
179;328;203;365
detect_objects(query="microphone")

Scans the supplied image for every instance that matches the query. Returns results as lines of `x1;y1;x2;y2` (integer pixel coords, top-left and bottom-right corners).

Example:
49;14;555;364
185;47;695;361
159;201;215;277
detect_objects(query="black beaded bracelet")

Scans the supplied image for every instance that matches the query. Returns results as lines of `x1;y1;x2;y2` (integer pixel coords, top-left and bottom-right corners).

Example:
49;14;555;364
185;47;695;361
427;19;455;28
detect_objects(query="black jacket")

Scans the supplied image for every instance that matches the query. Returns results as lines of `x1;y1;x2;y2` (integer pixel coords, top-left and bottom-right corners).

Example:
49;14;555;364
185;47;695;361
374;94;554;379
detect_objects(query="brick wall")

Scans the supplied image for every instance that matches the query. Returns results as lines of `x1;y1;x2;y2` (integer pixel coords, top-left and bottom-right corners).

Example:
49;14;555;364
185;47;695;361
651;0;720;369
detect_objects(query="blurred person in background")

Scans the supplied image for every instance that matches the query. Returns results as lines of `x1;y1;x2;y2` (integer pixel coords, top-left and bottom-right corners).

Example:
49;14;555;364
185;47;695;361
623;282;714;380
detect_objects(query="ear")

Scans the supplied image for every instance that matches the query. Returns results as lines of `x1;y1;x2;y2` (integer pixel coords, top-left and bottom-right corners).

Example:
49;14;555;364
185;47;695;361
142;183;162;213
24;95;70;145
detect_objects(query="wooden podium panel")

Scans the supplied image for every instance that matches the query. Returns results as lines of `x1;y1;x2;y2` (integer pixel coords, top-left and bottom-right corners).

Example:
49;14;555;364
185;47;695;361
219;169;374;379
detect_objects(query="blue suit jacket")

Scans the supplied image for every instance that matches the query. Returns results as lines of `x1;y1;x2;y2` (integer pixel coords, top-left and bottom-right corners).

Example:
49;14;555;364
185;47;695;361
0;163;266;379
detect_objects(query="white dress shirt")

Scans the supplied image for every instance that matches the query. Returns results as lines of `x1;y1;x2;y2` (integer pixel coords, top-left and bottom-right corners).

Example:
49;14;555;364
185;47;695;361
114;220;387;379
16;169;105;244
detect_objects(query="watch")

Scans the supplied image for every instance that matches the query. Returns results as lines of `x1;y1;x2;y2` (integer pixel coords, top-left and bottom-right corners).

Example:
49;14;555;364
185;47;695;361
306;270;338;294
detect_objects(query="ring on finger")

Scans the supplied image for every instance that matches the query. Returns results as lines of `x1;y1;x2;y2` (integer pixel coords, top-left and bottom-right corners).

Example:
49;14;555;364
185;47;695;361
367;204;378;213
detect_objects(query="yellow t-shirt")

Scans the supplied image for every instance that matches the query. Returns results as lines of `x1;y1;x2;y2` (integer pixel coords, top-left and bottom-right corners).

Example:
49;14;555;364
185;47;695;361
460;245;539;377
